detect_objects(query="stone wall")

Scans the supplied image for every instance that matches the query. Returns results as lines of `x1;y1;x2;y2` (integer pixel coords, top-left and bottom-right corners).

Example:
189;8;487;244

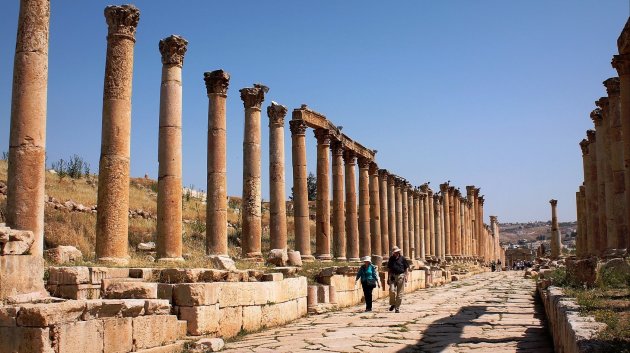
537;283;607;353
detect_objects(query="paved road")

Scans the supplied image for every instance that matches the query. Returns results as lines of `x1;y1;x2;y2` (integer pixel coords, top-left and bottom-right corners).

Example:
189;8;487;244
223;271;554;353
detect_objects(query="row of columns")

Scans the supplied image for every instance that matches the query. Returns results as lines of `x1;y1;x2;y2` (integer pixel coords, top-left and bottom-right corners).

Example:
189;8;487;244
576;18;630;258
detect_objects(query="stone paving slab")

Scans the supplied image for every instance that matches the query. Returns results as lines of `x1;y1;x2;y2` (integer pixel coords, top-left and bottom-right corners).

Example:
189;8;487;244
222;271;554;353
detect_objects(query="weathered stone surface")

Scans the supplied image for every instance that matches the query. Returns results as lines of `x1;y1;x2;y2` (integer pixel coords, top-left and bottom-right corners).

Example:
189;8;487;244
0;254;46;302
262;272;283;282
218;306;242;338
103;281;158;299
566;257;598;286
82;300;125;320
44;245;83;264
121;299;147;317
132;315;180;350
173;283;220;306
160;268;202;283
48;266;90;285
178;305;219;335
242;305;262;332
157;283;174;302
17;300;85;327
137;241;156;251
144;299;171;315
48;283;101;300
600;258;630;276
217;282;268;308
0;326;53;353
90;267;130;285
247;269;264;281
275;266;298;277
52;319;104;353
208;255;237;271
0;229;34;255
198;269;228;282
0;306;19;327
129;268;161;281
103;317;133;353
267;248;288;266
287;250;303;267
190;338;225;352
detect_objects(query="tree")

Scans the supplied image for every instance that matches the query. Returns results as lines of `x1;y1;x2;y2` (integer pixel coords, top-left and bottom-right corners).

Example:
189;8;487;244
290;172;317;201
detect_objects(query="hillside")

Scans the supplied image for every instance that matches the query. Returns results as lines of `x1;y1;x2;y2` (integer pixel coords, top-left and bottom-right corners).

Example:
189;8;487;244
499;221;577;245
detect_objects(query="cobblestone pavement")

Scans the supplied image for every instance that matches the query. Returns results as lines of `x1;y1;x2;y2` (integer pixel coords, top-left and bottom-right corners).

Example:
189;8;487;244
222;271;554;353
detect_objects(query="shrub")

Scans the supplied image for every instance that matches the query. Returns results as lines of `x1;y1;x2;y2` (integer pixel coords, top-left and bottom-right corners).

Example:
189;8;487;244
51;154;90;179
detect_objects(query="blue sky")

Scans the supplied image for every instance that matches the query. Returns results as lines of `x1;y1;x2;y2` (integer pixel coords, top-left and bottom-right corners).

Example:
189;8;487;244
0;1;627;223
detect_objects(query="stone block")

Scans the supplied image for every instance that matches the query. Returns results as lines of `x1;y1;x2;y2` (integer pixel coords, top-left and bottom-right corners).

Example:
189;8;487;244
297;297;308;316
278;277;307;303
198;269;227;282
103;281;158;299
129;268;161;281
52;320;104;353
144;299;171;315
157;283;174;302
44;246;83;265
0;254;46;303
133;341;186;353
287;250;302;267
566;257;598;286
173;283;220;307
317;285;330;304
82;300;125;320
261;300;297;328
218;282;268;308
242;305;262;332
48;266;90;285
121;299;147;317
17;300;86;327
89;267;130;285
177;320;187;338
267;248;288;266
159;268;202;283
132;315;180;350
208;255;237;271
262;272;283;282
0;229;34;255
307;285;318;307
224;271;241;282
275;266;298;277
0;326;53;353
48;283;101;300
103;317;132;353
191;338;225;352
178;305;219;336
0;306;19;327
247;269;264;281
218;306;242;338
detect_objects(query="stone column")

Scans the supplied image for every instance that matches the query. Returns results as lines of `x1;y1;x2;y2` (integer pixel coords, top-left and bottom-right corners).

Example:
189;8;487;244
596;98;617;255
395;179;404;252
448;187;456;258
407;185;415;258
204;70;230;256
95;5;140;265
331;141;346;260
240;84;268;260
268;102;288;251
314;129;332;260
586;130;600;255
369;163;382;257
576;185;587;257
427;188;435;259
590;108;608;255
344;150;360;261
421;192;429;260
290;119;313;260
466;186;476;258
549;199;561;259
358;157;371;258
402;183;409;257
156;35;187;262
604;77;627;252
414;190;423;260
455;191;462;258
378;169;390;256
437;195;445;260
387;175;397;253
6;0;50;257
579;140;592;256
439;183;451;261
479;196;486;262
612;36;630;251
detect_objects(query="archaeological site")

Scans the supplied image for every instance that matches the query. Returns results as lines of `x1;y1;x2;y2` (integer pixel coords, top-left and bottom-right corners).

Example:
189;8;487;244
0;1;629;353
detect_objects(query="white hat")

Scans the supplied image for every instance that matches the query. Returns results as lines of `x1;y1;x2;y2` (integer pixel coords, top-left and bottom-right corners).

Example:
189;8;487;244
392;246;401;254
361;256;371;262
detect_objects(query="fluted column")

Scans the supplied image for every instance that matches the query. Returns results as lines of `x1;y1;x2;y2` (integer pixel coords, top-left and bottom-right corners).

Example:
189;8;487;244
290;119;313;260
549;199;561;259
586;130;600;256
579;140;592;257
156;35;187;262
315;129;332;260
369;163;382;257
95;5;140;265
344;150;359;261
331;141;346;260
240;84;268;260
395;179;404;252
6;0;50;257
268;102;288;250
358;157;371;258
204;70;230;256
604;77;627;252
387;176;397;253
439;183;451;261
378;169;390;256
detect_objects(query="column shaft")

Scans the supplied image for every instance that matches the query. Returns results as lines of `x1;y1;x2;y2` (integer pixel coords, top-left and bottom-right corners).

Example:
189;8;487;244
395;181;404;252
344;151;359;261
378;169;389;256
332;141;346;260
440;184;451;259
612;53;630;253
290;120;313;260
407;187;415;258
387;177;397;253
358;158;371;258
268;103;288;250
586;131;600;255
369;164;381;257
315;129;331;260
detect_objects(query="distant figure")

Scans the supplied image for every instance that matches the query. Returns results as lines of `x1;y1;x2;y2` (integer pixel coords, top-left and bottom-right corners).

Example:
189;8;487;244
387;246;409;313
497;259;502;272
355;256;380;312
491;261;496;272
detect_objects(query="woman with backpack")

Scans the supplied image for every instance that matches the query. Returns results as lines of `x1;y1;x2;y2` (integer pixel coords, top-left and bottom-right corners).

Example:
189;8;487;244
355;256;380;312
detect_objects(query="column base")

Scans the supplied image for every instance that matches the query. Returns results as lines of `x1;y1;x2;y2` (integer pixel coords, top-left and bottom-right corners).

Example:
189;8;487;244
334;256;347;262
316;254;333;261
347;257;361;262
97;256;130;266
156;257;185;263
301;255;316;262
242;253;264;262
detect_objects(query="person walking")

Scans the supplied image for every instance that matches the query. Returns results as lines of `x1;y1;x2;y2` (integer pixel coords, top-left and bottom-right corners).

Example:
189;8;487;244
355;256;380;311
387;246;409;313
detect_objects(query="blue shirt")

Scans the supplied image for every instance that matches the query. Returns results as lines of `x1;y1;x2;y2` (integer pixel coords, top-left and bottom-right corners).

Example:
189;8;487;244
356;264;379;283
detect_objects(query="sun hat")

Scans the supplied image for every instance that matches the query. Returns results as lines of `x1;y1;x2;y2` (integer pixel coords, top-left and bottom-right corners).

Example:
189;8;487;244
391;246;401;254
361;256;371;262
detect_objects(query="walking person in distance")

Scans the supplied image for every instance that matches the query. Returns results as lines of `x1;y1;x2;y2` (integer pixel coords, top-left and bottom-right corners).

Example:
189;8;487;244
355;256;380;312
387;246;409;313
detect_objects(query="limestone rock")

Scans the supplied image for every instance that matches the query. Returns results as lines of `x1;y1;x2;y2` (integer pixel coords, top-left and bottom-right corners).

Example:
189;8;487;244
287;250;303;267
275;267;298;278
103;281;158;299
208;255;237;271
566;257;598;286
267;248;288;266
192;337;225;352
137;241;156;251
44;246;83;264
0;228;34;255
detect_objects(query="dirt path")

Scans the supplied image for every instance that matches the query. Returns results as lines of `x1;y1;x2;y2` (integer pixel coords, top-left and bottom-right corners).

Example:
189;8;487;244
222;271;554;353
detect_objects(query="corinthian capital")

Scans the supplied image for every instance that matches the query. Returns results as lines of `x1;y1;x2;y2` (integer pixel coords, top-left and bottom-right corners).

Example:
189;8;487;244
204;70;230;96
549;199;558;206
618;18;630;54
289;119;307;136
603;77;620;95
314;129;331;146
104;5;140;39
267;101;287;127
240;84;269;110
612;55;630;76
586;129;596;143
159;35;188;67
590;108;603;126
595;97;609;111
579;139;589;155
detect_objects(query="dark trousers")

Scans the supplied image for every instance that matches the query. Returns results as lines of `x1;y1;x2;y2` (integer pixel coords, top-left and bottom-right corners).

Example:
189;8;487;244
362;284;373;310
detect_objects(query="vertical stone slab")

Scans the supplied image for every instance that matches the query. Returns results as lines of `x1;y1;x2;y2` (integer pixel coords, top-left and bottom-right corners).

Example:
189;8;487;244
6;0;50;257
369;163;381;257
240;84;268;260
268;102;288;251
315;129;332;260
96;5;140;265
156;35;187;262
331;141;346;260
290;119;313;260
204;70;230;256
358;158;371;257
378;169;389;257
344;150;359;261
387;176;397;253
